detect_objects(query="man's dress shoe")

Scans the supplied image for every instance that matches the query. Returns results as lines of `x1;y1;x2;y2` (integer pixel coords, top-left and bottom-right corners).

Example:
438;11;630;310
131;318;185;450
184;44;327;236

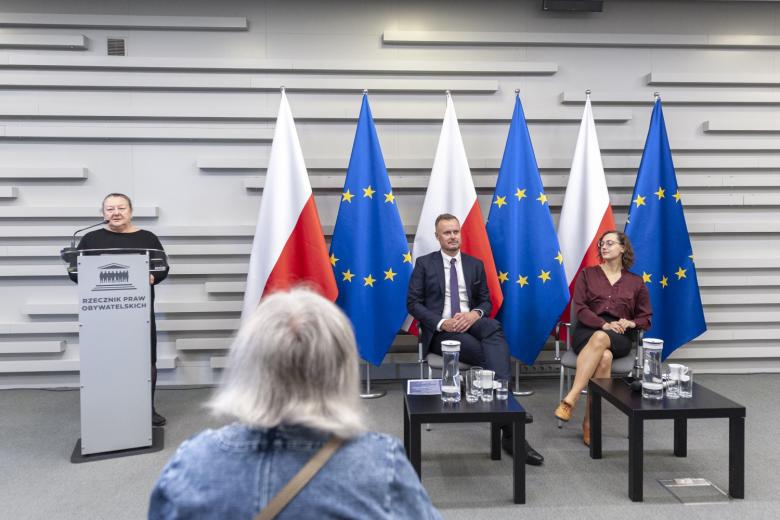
501;436;544;466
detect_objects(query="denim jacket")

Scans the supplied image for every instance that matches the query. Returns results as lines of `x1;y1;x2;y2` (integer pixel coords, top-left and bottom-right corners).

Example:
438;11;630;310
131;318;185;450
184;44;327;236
148;423;441;520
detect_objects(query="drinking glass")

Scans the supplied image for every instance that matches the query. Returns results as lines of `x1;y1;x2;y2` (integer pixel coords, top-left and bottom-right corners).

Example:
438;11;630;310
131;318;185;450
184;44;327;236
470;367;482;388
664;364;680;399
495;378;509;400
465;368;481;403
679;366;693;398
480;370;494;402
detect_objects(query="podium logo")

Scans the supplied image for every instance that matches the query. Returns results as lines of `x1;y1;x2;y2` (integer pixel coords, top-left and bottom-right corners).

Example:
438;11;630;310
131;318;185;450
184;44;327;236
93;263;136;291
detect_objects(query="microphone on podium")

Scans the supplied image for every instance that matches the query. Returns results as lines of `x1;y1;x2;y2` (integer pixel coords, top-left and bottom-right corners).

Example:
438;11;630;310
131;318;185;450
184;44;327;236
60;219;108;262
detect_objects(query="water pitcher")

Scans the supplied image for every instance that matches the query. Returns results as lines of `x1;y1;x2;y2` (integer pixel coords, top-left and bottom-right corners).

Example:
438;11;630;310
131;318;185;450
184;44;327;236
641;338;664;400
440;340;461;403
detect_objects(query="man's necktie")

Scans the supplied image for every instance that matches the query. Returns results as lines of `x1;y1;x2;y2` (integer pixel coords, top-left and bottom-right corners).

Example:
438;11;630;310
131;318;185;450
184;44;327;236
450;257;461;317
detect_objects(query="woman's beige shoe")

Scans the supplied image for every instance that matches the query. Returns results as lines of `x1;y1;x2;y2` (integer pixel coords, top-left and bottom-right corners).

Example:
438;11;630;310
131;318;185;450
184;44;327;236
554;400;574;422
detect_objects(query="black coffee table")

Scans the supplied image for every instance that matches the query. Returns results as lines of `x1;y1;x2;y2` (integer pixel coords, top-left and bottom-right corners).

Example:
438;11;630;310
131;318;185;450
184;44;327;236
402;390;526;504
588;378;746;502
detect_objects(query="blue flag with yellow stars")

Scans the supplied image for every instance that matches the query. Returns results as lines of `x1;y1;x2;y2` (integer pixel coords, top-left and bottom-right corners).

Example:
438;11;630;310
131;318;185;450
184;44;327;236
625;99;706;360
330;94;412;366
486;94;569;364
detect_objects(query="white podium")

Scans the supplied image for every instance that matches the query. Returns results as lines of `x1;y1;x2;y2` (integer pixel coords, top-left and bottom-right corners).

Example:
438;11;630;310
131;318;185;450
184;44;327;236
67;250;165;461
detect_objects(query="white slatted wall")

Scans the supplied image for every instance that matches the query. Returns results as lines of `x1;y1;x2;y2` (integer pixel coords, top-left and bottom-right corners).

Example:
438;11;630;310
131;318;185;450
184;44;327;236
0;0;778;387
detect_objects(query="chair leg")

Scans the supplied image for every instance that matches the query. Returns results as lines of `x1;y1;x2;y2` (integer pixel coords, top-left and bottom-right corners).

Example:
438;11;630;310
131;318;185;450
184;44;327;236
558;366;565;403
558;365;566;428
418;339;425;379
425;363;433;431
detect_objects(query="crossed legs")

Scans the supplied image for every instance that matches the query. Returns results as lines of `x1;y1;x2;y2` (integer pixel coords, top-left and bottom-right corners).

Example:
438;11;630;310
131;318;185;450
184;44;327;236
555;331;613;444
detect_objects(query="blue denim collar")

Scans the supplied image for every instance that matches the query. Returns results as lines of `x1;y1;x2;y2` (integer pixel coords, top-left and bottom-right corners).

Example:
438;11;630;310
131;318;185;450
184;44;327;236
216;423;330;451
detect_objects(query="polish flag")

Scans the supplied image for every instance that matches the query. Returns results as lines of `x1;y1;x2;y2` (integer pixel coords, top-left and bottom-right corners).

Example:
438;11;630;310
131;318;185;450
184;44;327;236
558;94;616;302
241;91;337;321
409;93;503;324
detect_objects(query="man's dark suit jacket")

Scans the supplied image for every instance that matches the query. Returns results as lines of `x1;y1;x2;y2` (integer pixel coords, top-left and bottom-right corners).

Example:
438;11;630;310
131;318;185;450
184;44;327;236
407;250;492;356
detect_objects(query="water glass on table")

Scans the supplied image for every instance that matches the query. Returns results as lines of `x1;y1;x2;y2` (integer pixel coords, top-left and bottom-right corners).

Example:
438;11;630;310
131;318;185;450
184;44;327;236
480;370;494;402
664;364;681;399
679;366;693;398
495;378;509;400
465;367;482;403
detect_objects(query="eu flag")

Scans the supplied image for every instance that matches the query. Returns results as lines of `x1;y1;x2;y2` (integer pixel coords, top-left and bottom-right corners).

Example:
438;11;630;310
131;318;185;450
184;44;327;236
625;98;706;359
486;94;569;364
330;94;412;366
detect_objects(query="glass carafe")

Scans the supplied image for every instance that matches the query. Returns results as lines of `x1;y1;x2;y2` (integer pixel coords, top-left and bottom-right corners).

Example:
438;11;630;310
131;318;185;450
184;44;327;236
440;340;461;403
641;338;664;400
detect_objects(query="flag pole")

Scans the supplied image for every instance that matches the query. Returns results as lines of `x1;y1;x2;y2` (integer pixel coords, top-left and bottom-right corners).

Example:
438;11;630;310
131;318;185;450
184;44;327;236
339;86;387;399
360;363;386;399
509;86;536;397
353;93;386;400
357;90;386;400
625;90;647;378
513;362;534;396
578;87;593;398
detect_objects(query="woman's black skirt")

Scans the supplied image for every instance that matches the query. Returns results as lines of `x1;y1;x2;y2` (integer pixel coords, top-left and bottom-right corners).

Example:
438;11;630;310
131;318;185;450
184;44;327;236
571;313;633;359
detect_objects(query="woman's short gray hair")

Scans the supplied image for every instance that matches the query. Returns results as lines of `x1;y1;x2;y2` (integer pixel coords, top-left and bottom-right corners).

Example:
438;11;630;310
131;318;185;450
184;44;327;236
209;288;364;438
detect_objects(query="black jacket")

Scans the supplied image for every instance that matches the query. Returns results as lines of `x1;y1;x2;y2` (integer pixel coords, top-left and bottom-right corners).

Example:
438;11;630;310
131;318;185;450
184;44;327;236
407;250;491;356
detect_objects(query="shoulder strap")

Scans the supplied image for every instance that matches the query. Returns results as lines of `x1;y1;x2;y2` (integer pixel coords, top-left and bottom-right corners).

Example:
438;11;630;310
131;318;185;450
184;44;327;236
254;436;345;520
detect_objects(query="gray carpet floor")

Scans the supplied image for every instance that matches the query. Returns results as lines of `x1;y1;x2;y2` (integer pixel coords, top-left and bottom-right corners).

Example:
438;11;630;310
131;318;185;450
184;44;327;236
1;374;777;519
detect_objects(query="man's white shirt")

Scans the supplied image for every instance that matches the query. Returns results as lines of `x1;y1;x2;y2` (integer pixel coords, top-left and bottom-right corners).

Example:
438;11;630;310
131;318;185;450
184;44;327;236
436;250;483;331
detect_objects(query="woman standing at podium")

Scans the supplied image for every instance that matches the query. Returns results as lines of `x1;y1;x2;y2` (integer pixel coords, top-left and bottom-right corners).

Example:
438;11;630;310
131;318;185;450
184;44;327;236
69;193;170;427
554;230;651;446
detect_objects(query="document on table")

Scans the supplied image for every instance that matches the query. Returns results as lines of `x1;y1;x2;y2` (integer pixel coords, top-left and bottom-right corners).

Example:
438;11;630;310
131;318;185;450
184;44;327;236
407;379;442;395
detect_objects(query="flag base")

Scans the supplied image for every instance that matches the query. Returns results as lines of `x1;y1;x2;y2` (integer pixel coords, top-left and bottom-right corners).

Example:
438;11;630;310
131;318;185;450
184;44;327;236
512;384;535;397
513;363;535;396
360;364;386;399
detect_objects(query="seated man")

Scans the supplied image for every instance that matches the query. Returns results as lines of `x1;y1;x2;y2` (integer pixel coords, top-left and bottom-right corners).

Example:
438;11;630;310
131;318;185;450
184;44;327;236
407;213;543;466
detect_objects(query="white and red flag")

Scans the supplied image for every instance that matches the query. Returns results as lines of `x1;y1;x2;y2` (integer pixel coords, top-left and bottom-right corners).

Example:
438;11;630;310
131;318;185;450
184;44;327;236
241;91;337;321
558;94;616;300
409;93;503;322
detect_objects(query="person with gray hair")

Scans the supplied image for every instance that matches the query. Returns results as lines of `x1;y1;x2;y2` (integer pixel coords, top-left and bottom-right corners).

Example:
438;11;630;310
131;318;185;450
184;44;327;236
68;193;169;427
148;289;441;520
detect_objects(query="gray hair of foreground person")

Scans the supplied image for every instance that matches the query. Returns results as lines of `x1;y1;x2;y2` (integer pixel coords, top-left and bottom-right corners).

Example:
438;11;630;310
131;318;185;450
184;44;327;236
209;289;364;438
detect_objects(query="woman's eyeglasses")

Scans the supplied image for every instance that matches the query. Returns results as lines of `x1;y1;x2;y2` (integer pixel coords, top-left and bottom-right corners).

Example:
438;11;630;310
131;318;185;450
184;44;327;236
598;240;620;248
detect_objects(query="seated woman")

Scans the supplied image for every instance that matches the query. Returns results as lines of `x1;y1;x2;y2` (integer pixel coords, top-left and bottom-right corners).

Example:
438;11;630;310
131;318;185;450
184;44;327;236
148;289;441;519
554;231;652;446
